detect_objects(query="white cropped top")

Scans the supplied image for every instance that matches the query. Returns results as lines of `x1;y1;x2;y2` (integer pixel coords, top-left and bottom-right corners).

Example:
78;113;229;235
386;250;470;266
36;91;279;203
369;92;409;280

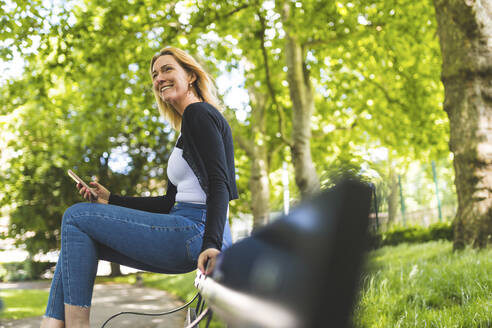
167;144;207;205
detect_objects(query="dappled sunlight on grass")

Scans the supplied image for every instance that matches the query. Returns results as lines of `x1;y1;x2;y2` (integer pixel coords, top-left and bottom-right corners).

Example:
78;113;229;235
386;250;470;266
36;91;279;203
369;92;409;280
354;241;492;327
0;289;49;319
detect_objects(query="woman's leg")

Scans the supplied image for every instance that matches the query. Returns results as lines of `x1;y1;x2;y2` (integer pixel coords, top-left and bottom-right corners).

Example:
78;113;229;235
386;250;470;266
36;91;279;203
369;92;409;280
42;205;100;327
43;202;205;325
58;204;99;328
64;304;89;328
40;317;64;328
43;248;67;325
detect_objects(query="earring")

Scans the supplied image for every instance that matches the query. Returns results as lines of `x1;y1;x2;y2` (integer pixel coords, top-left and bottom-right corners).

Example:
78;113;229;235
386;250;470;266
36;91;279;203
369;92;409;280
189;82;193;89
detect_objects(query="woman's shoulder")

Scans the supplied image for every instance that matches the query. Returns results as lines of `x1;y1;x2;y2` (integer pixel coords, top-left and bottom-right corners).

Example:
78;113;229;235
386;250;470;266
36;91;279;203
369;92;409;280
184;102;219;116
183;102;225;125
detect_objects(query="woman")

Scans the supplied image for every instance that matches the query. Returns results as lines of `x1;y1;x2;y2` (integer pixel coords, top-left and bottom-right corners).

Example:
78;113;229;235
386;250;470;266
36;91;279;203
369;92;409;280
41;47;238;328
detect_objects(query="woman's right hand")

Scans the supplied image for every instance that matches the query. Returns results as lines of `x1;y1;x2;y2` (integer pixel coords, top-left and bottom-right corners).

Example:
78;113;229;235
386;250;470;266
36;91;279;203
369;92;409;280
77;181;110;204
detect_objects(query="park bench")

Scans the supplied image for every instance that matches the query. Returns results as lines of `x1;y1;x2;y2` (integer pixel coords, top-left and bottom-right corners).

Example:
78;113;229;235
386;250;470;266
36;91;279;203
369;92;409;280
186;179;372;328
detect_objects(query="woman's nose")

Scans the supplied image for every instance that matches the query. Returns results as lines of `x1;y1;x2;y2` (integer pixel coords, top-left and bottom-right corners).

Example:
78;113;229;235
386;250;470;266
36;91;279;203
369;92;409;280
155;74;165;85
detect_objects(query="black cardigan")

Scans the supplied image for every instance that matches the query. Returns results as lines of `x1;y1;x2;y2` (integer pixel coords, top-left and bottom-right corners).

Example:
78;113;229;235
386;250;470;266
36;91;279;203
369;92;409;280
109;102;238;251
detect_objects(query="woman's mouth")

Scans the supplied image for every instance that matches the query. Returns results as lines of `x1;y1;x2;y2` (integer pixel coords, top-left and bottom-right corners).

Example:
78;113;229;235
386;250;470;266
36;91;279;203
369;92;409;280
160;85;173;92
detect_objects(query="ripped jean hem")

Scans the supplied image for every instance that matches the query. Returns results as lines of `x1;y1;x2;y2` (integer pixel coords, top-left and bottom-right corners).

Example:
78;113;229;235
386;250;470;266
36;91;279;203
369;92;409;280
64;302;91;308
43;313;65;321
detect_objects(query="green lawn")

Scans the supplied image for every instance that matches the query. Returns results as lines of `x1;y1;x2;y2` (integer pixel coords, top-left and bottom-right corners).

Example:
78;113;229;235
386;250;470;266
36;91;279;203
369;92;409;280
353;241;492;327
2;241;491;327
0;289;49;319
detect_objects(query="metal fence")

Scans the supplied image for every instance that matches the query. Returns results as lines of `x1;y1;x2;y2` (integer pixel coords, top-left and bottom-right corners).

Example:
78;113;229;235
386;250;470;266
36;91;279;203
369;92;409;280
370;204;456;231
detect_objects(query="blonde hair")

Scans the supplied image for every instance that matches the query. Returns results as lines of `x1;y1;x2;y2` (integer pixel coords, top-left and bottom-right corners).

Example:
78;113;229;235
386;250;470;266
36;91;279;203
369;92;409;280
150;47;222;131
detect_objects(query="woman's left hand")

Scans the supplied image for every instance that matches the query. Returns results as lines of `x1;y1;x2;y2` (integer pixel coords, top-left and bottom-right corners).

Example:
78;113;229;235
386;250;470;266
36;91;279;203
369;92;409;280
197;248;221;275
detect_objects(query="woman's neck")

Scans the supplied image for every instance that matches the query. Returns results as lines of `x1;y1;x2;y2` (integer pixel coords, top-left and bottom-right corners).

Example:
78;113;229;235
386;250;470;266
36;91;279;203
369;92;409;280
173;94;201;116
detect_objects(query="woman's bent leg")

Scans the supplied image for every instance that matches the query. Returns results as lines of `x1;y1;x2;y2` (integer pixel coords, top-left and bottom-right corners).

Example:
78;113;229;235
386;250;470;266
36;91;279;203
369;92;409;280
58;205;100;328
60;202;204;274
43;204;101;326
43;201;205;325
44;251;66;321
61;207;99;309
42;205;100;326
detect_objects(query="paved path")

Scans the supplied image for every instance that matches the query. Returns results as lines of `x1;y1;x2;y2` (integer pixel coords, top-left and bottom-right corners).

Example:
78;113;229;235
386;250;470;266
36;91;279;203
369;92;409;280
0;281;187;328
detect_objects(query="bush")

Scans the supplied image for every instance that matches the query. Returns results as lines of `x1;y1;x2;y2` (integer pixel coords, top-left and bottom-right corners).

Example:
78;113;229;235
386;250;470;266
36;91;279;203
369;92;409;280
370;222;453;248
0;260;55;282
428;222;453;241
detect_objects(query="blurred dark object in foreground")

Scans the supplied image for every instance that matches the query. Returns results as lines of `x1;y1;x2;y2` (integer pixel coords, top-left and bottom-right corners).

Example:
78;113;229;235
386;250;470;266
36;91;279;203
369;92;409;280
199;179;372;328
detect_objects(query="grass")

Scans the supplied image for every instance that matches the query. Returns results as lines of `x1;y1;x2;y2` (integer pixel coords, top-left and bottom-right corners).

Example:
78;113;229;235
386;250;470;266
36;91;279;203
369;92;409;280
0;289;49;319
2;241;491;328
353;241;492;327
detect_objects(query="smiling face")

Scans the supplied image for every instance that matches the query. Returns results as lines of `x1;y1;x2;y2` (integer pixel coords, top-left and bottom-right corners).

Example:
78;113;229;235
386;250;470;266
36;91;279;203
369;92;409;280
151;55;196;114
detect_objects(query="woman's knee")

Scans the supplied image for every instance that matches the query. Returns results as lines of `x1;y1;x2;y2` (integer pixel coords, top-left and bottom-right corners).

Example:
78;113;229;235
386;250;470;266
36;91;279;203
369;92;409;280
62;202;94;226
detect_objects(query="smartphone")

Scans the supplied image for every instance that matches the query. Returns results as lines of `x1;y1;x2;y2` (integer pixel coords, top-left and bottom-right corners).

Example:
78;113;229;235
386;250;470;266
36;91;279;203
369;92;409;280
67;169;98;199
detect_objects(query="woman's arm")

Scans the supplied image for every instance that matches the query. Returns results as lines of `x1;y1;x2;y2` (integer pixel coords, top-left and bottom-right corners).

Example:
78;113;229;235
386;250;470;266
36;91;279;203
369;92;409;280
197;248;221;275
183;104;231;251
108;182;177;214
77;181;110;204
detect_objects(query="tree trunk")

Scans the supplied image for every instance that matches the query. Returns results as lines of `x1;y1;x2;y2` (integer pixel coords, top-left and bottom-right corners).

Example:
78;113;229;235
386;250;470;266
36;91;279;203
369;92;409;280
387;166;399;227
232;89;271;229
434;0;492;249
250;141;270;228
249;90;271;228
109;262;122;277
281;2;320;198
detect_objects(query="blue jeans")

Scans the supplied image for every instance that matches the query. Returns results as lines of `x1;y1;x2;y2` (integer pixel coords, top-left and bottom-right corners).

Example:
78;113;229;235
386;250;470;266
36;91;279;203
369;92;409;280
44;202;232;321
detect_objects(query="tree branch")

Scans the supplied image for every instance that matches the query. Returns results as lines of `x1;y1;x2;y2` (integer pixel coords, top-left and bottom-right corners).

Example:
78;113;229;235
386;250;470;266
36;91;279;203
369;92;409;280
364;76;411;111
267;141;286;169
223;109;255;157
234;130;254;157
257;8;292;148
186;3;250;33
